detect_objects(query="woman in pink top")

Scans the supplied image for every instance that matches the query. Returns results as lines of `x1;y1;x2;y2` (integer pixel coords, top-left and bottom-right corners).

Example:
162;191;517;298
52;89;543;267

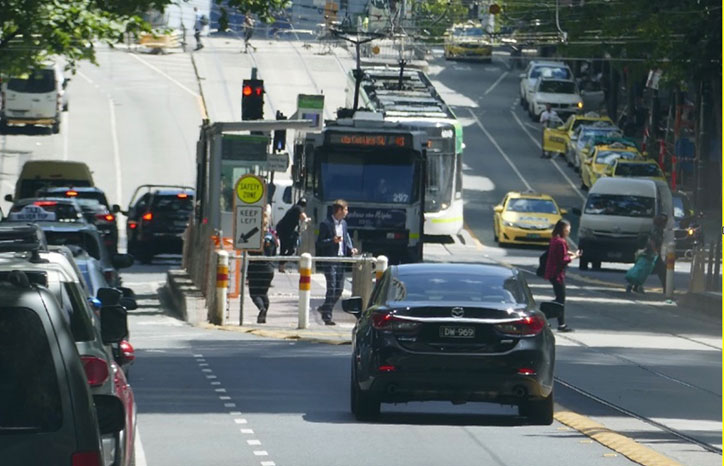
544;219;580;332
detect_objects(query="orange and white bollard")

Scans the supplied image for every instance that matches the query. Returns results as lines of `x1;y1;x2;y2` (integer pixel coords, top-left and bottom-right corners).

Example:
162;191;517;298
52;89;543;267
665;246;675;300
215;250;229;325
375;255;388;281
298;253;312;329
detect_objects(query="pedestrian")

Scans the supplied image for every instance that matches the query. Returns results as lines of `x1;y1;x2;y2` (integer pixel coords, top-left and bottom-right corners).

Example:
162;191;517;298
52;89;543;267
193;7;205;50
539;103;559;158
543;219;580;332
631;213;667;293
315;199;358;325
243;13;255;53
275;198;308;272
248;231;277;324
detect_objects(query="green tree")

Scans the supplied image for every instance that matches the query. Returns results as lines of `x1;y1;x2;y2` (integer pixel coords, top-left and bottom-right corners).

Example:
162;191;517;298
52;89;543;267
413;0;470;41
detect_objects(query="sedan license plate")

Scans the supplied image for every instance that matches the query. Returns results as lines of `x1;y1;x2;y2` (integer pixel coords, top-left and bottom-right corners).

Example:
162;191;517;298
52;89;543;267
439;326;475;339
527;233;541;238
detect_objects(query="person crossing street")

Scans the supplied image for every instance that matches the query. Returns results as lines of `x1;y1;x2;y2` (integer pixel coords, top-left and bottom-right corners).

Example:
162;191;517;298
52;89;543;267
539;103;559;158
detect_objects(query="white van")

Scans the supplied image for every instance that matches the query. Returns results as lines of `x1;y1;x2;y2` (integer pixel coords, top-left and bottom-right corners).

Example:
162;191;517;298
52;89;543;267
0;63;68;134
269;178;294;227
576;177;672;270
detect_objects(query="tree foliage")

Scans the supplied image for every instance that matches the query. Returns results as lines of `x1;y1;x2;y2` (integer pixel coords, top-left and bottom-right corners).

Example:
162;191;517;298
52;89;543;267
500;0;721;82
413;0;469;40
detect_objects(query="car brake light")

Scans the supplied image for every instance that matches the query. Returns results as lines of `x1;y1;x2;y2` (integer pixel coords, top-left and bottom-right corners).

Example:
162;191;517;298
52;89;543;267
371;312;420;332
128;221;138;230
177;193;189;199
141;212;152;221
517;367;536;376
65;190;78;197
80;356;109;387
33;200;57;207
96;213;115;222
378;365;396;372
494;315;546;337
72;451;102;466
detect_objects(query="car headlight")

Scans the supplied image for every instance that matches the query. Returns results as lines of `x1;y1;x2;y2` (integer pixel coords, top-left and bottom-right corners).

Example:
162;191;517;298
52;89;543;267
577;101;583;109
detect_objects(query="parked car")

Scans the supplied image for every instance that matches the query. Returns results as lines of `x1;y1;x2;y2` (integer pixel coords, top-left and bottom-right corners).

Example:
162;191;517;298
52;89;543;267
528;76;583;120
566;123;622;170
580;141;644;190
611;159;666;182
36;186;121;252
343;263;555;424
542;112;615;160
519;60;572;107
0;63;69;134
0;270;126;466
5;160;94;201
124;185;194;264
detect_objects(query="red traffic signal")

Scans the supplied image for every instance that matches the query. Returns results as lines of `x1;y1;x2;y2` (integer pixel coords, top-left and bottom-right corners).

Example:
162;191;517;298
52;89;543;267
242;79;264;120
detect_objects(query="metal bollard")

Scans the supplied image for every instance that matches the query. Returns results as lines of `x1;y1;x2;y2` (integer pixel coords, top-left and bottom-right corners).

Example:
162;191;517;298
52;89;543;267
298;253;312;329
215;250;229;325
352;256;375;310
375;255;388;281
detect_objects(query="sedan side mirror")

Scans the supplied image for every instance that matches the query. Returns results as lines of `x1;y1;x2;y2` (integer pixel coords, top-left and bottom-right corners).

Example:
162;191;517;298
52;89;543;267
559;208;568;215
112;253;134;269
93;395;125;435
493;205;503;213
342;297;363;317
111;204;121;214
4;194;12;202
100;304;128;344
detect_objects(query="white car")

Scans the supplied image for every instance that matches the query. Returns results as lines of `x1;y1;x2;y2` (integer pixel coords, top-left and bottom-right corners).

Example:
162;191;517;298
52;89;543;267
519;60;572;107
528;77;583;120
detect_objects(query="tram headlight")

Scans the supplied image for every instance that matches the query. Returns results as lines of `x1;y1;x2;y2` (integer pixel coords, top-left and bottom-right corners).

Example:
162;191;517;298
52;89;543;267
441;203;449;210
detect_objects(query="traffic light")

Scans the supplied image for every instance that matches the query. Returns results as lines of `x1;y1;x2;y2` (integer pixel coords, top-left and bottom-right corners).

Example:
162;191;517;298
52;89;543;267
242;79;264;120
273;110;287;152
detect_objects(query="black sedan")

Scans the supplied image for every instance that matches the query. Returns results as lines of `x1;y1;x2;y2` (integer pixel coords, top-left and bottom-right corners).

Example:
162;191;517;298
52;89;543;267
343;263;555;424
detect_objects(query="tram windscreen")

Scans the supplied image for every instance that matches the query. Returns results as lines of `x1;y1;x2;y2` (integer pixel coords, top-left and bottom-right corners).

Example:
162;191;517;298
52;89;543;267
320;151;419;203
425;153;454;213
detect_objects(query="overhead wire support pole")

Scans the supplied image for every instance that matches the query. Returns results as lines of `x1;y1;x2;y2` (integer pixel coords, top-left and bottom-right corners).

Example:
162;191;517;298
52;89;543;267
555;0;568;43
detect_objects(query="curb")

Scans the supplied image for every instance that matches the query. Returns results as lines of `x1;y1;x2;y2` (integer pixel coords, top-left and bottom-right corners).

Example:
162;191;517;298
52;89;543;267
197;322;351;345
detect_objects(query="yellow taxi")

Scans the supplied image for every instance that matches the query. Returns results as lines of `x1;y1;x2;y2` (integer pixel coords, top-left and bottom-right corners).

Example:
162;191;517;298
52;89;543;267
580;141;643;189
611;159;666;181
444;22;492;61
543;112;614;157
493;191;566;246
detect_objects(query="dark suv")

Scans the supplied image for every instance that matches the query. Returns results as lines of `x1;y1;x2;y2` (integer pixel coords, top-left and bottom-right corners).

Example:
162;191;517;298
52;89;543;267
124;185;194;263
35;187;121;252
0;270;126;466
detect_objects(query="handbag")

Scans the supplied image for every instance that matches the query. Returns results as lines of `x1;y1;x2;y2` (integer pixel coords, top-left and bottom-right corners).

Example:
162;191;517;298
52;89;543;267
536;250;548;277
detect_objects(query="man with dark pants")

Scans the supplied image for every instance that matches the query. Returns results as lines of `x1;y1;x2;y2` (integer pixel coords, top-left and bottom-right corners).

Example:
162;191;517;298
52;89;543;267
316;199;357;325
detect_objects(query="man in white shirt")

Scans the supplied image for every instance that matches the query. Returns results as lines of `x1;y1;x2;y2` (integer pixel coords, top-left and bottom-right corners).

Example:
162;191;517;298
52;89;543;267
539;103;559;158
316;199;358;325
193;7;204;50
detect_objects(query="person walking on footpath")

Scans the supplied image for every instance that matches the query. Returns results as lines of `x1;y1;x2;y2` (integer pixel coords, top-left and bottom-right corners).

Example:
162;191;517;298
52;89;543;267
193;7;205;50
539;103;559;158
248;232;277;324
275;198;308;273
544;219;580;332
243;13;255;52
316;199;357;325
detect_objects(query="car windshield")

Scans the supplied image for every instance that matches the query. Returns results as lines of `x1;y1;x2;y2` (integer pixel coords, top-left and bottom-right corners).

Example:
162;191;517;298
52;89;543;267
151;195;194;211
0;306;62;432
388;272;528;304
506;198;558;214
530;66;570;79
595;150;638;166
7;69;55;93
43;231;101;260
672;196;687;219
584;194;654;217
320;150;419;203
538;80;576;94
615;163;663;178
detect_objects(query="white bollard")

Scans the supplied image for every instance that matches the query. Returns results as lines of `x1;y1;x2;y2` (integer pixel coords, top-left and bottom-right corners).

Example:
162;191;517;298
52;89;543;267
375;255;389;281
298;253;312;329
215;250;229;326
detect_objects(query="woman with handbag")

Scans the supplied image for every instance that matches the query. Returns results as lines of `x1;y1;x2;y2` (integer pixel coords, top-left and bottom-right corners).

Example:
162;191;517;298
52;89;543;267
544;219;581;332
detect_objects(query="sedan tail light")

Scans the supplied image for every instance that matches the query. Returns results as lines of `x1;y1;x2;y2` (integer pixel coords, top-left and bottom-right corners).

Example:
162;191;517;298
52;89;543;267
119;340;135;363
494;315;546;337
80;355;109;387
141;212;153;221
371;312;421;332
96;213;115;222
72;451;102;466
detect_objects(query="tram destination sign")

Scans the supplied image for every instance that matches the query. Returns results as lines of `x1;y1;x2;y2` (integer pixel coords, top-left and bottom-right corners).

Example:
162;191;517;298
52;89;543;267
326;132;412;148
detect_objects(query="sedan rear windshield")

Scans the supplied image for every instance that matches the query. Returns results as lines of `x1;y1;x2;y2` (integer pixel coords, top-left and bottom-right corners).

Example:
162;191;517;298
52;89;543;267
614;163;663;178
7;70;55;93
538;80;576;94
584;194;654;218
151;195;194;211
0;307;62;433
389;273;528;304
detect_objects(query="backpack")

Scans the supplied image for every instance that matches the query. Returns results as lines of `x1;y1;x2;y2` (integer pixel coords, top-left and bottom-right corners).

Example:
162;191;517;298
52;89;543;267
536;250;548;278
200;15;209;26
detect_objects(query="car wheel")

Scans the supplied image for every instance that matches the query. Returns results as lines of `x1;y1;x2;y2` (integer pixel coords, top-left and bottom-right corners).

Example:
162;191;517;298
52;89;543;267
51;118;60;134
350;363;379;421
520;392;554;425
